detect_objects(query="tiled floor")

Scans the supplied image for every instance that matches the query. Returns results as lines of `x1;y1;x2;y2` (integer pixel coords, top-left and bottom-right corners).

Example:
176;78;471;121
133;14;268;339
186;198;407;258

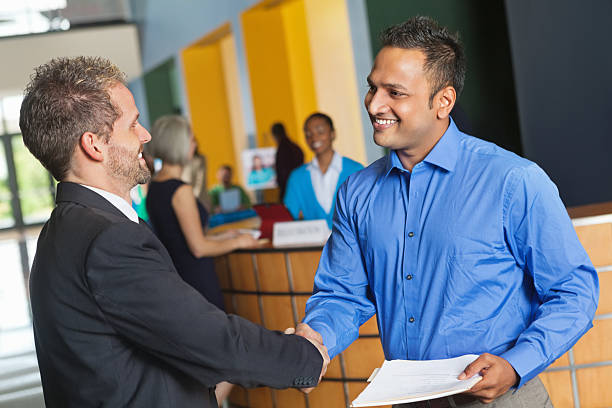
0;326;44;408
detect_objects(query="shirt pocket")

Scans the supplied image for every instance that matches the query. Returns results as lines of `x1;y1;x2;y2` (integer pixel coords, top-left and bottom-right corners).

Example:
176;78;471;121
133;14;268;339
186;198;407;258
440;252;522;354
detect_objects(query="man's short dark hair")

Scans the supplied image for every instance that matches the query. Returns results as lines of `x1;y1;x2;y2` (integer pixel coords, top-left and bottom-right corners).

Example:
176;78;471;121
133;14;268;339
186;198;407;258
380;16;466;106
304;112;334;132
19;56;126;180
271;122;287;140
219;164;233;173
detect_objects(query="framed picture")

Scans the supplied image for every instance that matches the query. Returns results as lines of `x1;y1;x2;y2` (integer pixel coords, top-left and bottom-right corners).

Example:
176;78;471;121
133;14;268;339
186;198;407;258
242;147;277;190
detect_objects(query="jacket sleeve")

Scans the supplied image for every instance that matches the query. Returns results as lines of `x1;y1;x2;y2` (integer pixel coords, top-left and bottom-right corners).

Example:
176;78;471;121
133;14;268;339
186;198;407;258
85;221;322;389
500;164;599;387
303;181;376;359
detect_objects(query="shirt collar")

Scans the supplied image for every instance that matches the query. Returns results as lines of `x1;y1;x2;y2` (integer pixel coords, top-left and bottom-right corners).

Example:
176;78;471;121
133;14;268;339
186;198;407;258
310;151;342;173
384;118;460;175
81;184;140;223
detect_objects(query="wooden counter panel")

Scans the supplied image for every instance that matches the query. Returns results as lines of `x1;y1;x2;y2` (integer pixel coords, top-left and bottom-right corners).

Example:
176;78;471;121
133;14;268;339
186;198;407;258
228;385;248;407
342;337;385;379
347;382;391;408
215;255;231;289
294;295;310;323
359;315;379;335
233;294;261;325
228;253;257;291
549;351;570;368
288;251;322;291
539;371;574;408
574;223;612;267
306;381;346;408
597;271;612;315
325;354;342;378
260;296;294;331
256;253;289;292
275;388;307;408
246;387;273;407
576;366;612;408
572;319;612;365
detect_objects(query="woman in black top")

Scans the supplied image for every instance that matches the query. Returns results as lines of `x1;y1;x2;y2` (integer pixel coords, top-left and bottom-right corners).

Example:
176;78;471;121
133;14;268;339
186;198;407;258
146;115;256;309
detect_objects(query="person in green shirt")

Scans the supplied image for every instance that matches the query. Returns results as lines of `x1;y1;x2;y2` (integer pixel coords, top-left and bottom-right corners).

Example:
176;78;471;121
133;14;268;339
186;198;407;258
209;164;251;213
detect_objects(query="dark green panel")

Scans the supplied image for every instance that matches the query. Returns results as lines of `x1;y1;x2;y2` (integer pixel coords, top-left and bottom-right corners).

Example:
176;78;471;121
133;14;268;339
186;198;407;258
365;0;522;154
143;58;182;125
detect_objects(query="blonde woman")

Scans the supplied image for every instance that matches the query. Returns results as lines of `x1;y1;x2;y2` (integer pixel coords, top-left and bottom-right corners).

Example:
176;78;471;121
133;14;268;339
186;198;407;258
146;115;255;308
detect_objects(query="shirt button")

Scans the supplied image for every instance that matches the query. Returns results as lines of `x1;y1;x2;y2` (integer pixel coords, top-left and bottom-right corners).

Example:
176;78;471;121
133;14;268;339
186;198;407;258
408;232;415;237
406;274;413;280
409;317;415;323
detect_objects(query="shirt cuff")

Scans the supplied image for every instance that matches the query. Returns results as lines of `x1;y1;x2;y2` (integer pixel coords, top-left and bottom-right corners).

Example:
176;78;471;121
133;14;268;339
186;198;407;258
499;342;546;388
303;315;341;359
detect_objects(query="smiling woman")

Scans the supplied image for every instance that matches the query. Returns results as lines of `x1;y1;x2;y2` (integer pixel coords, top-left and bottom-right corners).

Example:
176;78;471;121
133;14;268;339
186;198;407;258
283;112;363;229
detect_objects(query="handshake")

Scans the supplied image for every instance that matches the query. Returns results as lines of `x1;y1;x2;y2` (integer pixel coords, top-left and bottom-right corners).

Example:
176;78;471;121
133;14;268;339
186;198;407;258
284;323;330;393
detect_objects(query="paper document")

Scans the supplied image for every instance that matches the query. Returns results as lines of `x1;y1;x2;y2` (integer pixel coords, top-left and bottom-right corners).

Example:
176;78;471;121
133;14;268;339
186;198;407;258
351;354;482;407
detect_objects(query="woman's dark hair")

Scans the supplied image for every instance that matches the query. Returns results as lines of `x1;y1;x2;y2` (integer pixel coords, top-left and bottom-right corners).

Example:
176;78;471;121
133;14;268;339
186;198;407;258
303;112;334;131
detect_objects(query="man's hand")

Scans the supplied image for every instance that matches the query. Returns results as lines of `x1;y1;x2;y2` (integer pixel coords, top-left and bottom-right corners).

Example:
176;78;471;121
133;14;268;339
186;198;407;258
284;323;329;394
458;353;519;403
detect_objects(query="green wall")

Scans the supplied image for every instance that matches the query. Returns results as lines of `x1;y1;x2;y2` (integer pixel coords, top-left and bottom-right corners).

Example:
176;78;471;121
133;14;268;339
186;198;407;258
365;0;521;154
143;57;182;125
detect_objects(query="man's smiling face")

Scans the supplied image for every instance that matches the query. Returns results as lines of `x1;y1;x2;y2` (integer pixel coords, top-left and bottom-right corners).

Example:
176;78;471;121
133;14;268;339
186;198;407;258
365;46;440;153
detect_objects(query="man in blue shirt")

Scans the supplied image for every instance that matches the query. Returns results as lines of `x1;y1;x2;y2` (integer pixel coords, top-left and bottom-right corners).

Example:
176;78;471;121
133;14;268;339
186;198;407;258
295;17;599;406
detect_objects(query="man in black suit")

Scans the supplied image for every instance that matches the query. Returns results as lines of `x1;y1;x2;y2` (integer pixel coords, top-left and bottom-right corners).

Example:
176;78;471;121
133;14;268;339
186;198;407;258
19;56;328;408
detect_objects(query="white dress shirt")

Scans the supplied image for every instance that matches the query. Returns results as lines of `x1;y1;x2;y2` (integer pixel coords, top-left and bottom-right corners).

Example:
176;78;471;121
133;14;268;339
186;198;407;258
308;151;343;213
82;184;139;223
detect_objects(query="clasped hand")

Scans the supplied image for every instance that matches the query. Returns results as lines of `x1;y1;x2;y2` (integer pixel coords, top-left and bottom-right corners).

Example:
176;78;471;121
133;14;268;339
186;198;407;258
284;323;330;394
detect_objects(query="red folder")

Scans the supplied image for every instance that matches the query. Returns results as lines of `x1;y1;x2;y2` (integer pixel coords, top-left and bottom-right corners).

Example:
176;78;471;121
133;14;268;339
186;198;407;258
252;203;294;240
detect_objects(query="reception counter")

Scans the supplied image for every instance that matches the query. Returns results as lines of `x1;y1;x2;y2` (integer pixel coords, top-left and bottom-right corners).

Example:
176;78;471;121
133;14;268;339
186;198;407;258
214;246;386;408
215;208;612;408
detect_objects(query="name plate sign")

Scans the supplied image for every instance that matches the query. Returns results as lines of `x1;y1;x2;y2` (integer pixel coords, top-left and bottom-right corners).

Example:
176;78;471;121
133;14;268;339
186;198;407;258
273;220;331;248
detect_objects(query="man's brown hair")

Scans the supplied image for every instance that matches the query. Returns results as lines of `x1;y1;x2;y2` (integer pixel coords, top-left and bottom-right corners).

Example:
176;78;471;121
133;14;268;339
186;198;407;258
19;56;126;180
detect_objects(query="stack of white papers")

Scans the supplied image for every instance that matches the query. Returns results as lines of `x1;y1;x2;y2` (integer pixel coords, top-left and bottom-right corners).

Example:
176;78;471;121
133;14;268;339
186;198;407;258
351;354;483;407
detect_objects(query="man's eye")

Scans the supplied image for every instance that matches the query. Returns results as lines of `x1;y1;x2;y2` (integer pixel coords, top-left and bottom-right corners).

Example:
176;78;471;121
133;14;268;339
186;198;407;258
367;84;376;93
390;90;405;97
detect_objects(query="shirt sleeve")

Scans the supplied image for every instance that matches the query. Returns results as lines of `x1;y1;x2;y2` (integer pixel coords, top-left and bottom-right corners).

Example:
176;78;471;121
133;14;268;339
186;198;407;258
208;186;220;207
283;170;301;220
239;186;251;206
85;221;323;389
499;164;599;387
303;181;376;359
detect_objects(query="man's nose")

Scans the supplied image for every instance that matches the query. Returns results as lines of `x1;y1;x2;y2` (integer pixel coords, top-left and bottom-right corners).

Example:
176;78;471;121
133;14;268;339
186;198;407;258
366;90;390;115
140;126;152;144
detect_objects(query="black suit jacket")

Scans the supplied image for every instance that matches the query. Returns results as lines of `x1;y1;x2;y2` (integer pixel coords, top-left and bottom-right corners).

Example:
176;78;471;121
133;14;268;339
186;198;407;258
30;182;322;407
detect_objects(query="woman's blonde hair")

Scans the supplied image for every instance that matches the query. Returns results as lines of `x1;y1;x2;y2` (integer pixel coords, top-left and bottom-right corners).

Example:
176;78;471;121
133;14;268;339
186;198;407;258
148;114;192;165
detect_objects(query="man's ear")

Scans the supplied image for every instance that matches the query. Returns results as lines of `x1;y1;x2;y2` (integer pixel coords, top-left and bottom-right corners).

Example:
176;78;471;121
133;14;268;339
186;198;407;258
435;86;456;120
79;131;105;162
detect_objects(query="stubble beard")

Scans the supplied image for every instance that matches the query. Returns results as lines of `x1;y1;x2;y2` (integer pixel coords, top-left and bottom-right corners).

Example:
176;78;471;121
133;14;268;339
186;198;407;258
106;144;151;189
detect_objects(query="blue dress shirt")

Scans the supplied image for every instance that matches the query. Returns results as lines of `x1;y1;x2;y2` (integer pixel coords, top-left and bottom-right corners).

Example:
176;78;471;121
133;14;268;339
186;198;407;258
303;119;599;387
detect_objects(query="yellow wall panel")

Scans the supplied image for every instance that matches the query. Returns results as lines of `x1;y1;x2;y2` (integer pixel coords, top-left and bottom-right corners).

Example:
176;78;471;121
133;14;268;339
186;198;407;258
219;34;249;186
303;0;367;164
182;42;236;187
242;4;302;149
281;0;318;160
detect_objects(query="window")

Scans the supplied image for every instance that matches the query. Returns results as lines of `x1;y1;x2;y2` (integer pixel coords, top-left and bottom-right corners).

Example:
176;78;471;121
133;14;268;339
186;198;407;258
0;95;55;340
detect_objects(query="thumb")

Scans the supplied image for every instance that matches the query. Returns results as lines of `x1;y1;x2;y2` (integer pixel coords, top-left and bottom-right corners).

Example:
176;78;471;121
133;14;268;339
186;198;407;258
284;327;296;335
459;355;489;380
